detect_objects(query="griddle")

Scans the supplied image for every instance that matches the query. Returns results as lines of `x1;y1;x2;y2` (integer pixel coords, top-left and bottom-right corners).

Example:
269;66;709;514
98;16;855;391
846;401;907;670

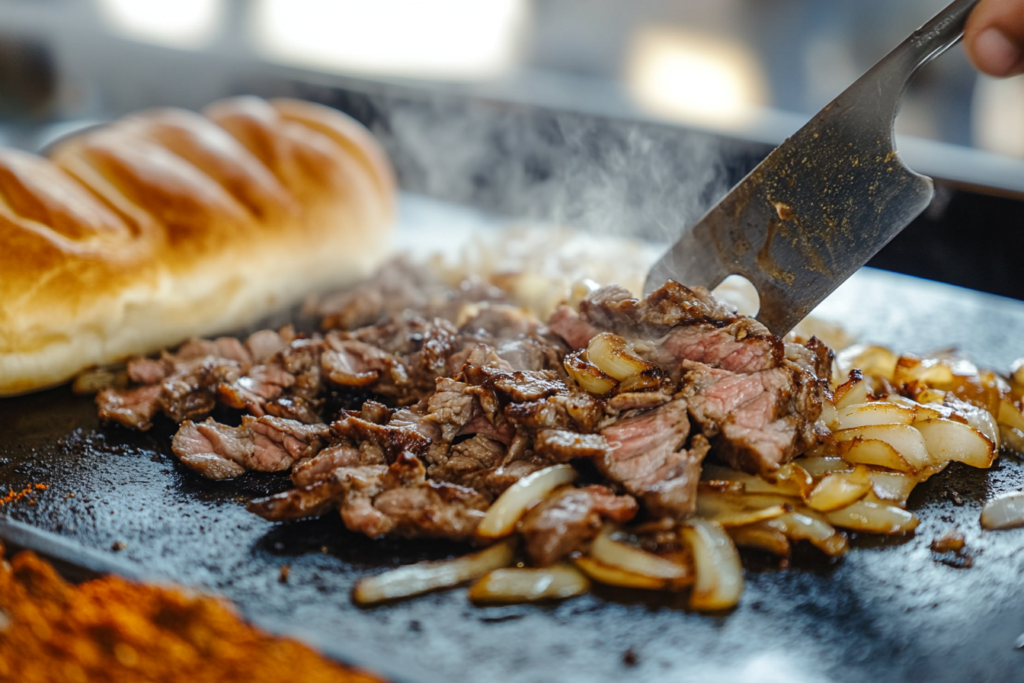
3;197;1024;683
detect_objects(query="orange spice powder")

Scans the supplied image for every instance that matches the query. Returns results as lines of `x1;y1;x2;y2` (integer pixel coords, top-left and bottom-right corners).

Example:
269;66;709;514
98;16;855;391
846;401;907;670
0;541;384;683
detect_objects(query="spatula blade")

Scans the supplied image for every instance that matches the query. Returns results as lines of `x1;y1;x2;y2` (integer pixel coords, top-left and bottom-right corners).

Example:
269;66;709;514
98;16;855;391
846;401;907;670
644;0;978;336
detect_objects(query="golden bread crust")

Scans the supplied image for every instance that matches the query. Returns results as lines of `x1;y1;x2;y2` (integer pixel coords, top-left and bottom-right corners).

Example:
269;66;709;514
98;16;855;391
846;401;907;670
0;96;394;396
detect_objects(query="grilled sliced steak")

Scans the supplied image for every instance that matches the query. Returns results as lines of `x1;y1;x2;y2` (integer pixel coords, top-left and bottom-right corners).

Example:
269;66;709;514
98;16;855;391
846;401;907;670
598;399;708;518
683;360;826;473
534;430;608;461
253;453;489;540
171;416;331;479
291;443;380;487
97;384;163;431
520;485;639;565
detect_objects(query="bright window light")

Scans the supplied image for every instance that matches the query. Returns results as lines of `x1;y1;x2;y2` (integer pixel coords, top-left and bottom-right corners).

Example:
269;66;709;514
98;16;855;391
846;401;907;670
626;27;766;128
252;0;528;80
97;0;224;49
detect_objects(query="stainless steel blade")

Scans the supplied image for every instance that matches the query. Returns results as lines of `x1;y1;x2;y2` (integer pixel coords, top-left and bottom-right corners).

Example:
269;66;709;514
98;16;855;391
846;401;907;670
644;0;979;335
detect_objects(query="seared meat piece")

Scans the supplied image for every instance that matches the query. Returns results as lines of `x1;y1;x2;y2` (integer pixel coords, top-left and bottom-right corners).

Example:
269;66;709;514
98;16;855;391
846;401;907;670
252;453;488;541
331;413;432;461
548;306;601;350
607;391;671;412
534;430;609;462
171;416;331;479
126;357;168;384
682;361;826;474
367;455;489;540
598;399;708;518
245;328;290;363
457;415;515;445
520;486;639;565
218;364;295;415
291;443;380;487
246;477;349;521
98;330;326;430
494;336;565;373
641;319;783;374
424;378;482;441
97;384;163;431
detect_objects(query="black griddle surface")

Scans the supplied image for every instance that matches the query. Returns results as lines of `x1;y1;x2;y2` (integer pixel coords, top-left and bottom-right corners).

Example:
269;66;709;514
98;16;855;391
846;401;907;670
3;265;1024;683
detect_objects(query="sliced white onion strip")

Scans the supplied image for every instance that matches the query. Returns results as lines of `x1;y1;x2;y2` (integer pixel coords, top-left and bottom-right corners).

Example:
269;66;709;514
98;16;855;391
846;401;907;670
981;490;1024;530
707;504;790;528
727;523;791;557
838;438;914;473
833;424;930;472
352;539;516;605
825;500;919;534
701;464;811;498
998;399;1024;432
681;519;744;611
805;466;872;512
914;418;995;469
571;556;668;590
833;373;871;410
795;456;851;478
838;345;897;383
868;471;918;508
477;464;576;539
836;401;916;430
468;564;590;604
590;526;691;580
766;511;848;556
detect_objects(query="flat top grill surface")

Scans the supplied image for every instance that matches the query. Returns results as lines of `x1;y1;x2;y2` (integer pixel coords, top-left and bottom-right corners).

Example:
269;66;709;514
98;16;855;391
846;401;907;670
3;198;1024;683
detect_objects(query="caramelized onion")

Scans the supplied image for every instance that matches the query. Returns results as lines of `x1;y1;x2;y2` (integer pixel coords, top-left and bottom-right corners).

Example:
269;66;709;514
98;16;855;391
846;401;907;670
836;401;916;430
352;539;517;605
572;556;670;590
914;418;995;469
805;465;872;512
563;350;617;395
586;332;656;381
981;491;1024;530
589;526;692;581
833;424;930;472
838;438;914;473
477;465;577;539
681;520;744;611
468;564;590;604
824;500;919;534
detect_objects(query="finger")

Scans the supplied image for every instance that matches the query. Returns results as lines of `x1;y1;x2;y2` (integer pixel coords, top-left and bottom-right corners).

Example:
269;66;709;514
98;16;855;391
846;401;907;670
964;0;1024;77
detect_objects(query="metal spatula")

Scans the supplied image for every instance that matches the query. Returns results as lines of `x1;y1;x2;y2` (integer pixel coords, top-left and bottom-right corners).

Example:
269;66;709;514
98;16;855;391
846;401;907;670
644;0;979;335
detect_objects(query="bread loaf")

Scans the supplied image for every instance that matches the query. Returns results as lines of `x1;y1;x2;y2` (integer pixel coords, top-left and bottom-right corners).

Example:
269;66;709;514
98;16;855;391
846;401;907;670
0;97;394;396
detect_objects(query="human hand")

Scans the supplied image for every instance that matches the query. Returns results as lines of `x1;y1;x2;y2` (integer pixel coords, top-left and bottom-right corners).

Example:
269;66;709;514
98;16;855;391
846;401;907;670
965;0;1024;76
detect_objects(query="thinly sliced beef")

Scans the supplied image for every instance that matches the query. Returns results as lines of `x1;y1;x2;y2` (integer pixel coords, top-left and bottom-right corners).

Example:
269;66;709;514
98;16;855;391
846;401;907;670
331;413;432;461
647;320;782;374
547;306;600;350
246;477;348;521
424;378;481;441
252;454;489;541
598;399;708;518
171;416;330;479
683;361;826;473
520;485;639;565
97;384;163;430
291;444;379;487
534;430;608;461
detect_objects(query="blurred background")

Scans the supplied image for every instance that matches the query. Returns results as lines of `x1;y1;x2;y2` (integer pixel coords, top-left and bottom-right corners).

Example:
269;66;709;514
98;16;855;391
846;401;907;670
0;0;1021;156
1;0;1023;297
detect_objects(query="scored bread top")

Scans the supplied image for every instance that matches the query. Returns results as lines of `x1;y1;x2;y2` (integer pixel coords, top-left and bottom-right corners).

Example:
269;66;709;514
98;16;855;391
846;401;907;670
0;96;395;396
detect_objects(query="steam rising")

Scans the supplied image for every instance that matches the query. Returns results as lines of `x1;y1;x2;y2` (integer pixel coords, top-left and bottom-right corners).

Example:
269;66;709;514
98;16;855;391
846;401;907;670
284;79;758;243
